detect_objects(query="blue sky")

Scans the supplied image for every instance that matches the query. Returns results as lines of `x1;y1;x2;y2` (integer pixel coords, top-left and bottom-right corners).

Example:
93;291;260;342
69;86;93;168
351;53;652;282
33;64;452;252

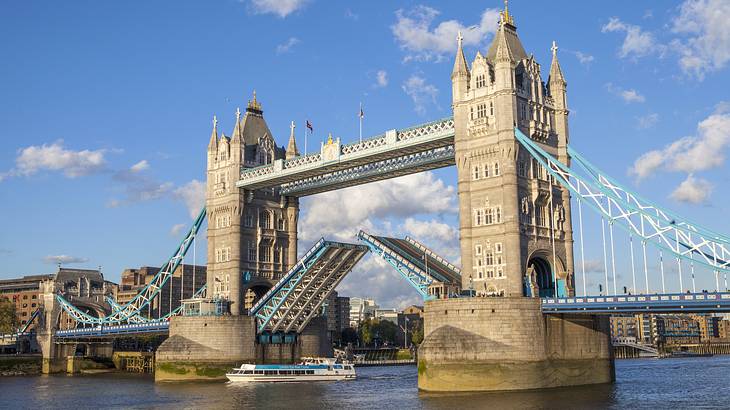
1;1;729;308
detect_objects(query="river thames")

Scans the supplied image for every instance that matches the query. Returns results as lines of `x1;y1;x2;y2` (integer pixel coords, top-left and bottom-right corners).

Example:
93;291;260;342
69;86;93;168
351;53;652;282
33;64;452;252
2;356;730;409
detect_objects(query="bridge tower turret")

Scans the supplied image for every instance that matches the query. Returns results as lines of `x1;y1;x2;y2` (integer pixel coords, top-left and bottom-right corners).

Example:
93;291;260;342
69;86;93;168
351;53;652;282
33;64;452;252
206;93;299;315
452;6;574;298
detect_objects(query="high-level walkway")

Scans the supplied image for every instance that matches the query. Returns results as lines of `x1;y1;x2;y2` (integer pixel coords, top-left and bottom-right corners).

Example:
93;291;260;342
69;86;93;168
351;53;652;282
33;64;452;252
237;118;455;196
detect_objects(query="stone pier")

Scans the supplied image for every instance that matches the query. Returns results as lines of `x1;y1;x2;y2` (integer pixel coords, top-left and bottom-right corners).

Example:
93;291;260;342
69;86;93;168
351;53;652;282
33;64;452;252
155;315;331;382
418;298;614;392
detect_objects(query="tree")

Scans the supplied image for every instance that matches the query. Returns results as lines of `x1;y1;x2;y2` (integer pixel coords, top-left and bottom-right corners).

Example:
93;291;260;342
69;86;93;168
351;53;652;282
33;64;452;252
359;319;373;346
411;325;424;345
375;320;399;345
341;327;358;345
0;297;19;334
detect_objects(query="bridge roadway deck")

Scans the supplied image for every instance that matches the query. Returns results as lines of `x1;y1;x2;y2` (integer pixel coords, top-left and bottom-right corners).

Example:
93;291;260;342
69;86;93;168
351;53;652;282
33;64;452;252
236;117;455;196
541;292;730;314
49;292;730;339
372;235;460;285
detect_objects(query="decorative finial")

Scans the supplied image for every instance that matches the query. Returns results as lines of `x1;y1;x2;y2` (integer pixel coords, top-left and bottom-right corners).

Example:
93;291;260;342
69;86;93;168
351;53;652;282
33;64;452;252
235;107;241;121
457;30;463;48
213;115;218;129
247;90;262;112
290;120;296;134
327;133;333;145
500;0;514;26
551;40;558;57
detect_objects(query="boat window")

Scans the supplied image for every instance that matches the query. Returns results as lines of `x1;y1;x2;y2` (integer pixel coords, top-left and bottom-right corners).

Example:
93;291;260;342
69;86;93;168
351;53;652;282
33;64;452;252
265;370;276;375
254;370;263;374
243;370;252;374
306;370;314;375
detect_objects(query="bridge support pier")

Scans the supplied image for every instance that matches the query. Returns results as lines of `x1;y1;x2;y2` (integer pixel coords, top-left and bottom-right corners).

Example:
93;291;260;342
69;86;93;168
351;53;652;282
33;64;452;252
418;298;614;392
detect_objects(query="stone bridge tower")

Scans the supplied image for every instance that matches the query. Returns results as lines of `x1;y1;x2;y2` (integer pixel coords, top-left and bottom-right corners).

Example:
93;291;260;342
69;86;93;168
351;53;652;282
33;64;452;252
452;7;574;298
206;93;299;315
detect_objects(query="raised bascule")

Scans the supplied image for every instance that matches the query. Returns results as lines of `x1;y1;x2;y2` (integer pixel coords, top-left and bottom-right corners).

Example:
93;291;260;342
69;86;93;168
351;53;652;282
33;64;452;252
31;2;730;391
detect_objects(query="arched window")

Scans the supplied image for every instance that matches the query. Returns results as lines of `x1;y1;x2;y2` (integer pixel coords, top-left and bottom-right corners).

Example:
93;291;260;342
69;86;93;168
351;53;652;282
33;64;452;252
259;211;271;229
493;162;500;176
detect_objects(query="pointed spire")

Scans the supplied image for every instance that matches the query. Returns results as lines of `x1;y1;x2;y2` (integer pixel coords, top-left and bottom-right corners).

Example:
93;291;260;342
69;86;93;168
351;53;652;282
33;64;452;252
208;115;218;150
232;107;243;142
549;40;566;84
493;23;514;63
247;89;262;114
452;30;469;77
286;120;299;159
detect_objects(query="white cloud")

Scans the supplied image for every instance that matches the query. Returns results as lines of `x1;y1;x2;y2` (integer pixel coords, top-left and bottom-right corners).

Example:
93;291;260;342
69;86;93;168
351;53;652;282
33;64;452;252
173;179;206;218
130;160;149;173
392;5;500;62
249;0;308;18
402;74;438;115
630;103;730;180
671;174;713;203
601;17;663;59
573;51;595;65
299;172;456;243
2;140;106;181
43;255;89;265
170;223;186;236
671;0;730;79
606;83;645;103
375;70;388;87
276;37;300;54
298;172;458;309
402;217;457;243
637;113;659;129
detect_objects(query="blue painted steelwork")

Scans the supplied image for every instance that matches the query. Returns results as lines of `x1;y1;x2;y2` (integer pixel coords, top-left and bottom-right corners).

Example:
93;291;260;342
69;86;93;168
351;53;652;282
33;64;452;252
357;231;433;300
514;127;730;273
541;292;730;314
17;308;41;333
55;207;207;325
105;284;207;323
250;239;368;334
54;322;170;339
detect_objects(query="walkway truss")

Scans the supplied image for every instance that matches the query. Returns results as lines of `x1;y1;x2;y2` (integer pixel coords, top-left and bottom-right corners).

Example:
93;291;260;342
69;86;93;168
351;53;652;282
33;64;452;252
357;231;461;300
237;117;455;196
249;239;368;334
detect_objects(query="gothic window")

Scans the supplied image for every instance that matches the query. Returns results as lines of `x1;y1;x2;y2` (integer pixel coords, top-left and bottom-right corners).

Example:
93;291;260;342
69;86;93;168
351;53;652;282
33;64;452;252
475;245;482;256
485;208;493;225
485;250;494;266
495;243;503;253
483;164;490;178
520;103;527;121
477;104;487;118
536;205;547;227
277;217;285;231
259;210;271;229
244;213;254;227
473;165;480;180
476;74;486;88
490;101;494;116
495;206;502;223
496;267;504;278
478;270;484;279
487;269;494;278
259;242;272;262
517;161;527;177
494;162;500;176
475;209;483;226
470;106;474;120
274;247;281;264
247;242;256;262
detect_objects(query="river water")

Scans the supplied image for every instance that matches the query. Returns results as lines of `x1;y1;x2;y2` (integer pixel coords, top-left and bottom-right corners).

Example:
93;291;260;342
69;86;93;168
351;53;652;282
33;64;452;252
2;356;730;409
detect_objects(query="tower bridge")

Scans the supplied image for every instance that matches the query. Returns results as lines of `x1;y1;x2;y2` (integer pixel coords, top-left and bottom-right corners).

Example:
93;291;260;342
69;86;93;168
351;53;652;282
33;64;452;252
31;2;730;391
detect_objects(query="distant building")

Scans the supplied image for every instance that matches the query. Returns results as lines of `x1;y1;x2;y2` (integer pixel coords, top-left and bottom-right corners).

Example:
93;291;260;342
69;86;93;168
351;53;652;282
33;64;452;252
349;297;378;327
691;314;720;342
375;308;398;324
324;291;350;345
0;267;117;332
719;319;730;340
610;315;638;341
397;305;424;347
654;315;701;345
0;274;53;331
115;264;206;318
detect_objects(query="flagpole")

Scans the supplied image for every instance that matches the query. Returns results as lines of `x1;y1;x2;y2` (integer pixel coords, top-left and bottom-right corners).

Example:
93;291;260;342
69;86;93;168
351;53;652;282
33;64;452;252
359;102;363;143
305;122;308;155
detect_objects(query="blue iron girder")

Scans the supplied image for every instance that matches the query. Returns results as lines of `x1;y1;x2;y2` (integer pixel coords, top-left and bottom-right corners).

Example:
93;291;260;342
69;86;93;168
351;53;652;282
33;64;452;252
357;231;433;300
513;127;730;273
56;207;207;325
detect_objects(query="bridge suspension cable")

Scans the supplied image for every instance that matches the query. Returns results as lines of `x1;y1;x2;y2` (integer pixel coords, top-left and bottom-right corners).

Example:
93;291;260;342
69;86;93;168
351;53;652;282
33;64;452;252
514;128;730;282
55;207;207;325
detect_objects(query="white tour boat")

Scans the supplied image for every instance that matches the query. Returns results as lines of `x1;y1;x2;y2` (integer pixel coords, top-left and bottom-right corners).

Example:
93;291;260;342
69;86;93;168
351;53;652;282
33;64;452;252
226;357;356;383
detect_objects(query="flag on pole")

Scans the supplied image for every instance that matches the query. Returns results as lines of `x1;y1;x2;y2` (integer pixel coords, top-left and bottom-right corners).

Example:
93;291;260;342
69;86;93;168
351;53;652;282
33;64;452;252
306;120;313;132
359;104;364;119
